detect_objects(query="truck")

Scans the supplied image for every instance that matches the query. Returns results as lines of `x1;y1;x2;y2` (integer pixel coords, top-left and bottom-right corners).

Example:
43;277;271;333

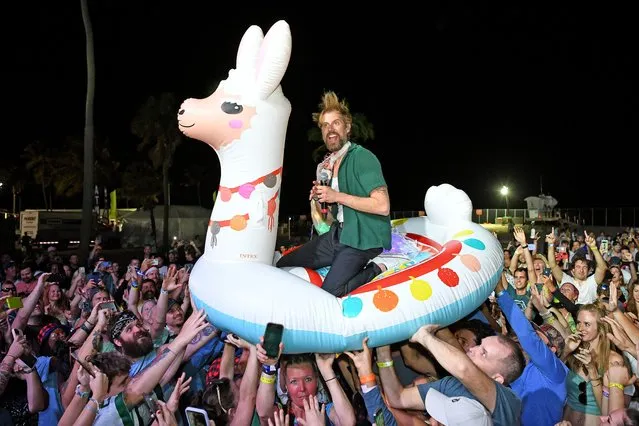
19;209;120;250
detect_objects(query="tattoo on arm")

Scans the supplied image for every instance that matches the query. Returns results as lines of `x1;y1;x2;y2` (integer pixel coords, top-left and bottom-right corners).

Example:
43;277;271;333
135;348;172;377
202;325;216;337
370;186;388;197
190;331;202;345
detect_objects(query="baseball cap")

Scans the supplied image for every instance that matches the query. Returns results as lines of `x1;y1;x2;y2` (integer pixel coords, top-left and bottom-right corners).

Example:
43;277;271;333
533;322;565;358
424;388;492;426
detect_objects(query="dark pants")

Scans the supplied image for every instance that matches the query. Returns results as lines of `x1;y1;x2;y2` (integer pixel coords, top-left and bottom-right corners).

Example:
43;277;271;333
276;223;382;297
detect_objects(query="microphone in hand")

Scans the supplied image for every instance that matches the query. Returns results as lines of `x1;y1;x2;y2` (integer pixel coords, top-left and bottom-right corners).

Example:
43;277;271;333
318;171;330;218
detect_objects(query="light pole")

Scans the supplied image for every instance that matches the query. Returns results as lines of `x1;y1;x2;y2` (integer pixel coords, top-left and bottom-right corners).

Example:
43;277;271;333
500;185;509;217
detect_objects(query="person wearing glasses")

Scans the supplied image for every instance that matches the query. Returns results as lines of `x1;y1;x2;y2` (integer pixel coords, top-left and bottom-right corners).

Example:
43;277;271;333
1;282;16;296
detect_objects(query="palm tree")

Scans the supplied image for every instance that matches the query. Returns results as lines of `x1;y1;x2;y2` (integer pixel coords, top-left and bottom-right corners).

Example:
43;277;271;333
119;162;162;248
181;163;210;207
131;92;184;252
80;0;96;263
52;137;120;198
307;112;376;162
23;141;55;209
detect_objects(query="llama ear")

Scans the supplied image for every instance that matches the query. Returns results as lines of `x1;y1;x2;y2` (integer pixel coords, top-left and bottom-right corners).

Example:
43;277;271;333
254;20;292;100
236;25;264;80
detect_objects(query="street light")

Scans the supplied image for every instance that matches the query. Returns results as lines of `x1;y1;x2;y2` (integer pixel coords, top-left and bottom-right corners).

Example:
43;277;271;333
500;185;509;216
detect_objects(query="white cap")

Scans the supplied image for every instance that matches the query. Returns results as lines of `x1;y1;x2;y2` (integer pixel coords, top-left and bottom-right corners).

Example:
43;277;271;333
424;388;492;426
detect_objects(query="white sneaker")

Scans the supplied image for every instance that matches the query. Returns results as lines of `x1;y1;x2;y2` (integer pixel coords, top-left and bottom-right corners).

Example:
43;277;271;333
372;254;411;272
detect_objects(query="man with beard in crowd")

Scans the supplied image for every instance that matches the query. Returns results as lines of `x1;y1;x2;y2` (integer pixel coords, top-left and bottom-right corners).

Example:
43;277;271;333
108;310;219;382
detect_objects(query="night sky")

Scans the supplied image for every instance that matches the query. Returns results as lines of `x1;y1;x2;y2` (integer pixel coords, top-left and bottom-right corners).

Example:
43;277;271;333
3;3;637;217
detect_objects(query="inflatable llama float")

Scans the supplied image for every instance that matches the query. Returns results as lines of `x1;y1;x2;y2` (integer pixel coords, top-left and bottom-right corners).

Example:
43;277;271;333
178;21;503;353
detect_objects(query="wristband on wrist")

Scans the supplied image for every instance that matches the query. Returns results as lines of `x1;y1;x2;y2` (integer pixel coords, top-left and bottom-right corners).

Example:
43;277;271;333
609;382;625;391
548;243;554;247
360;383;377;393
359;373;376;385
160;288;169;295
376;360;394;368
260;373;276;385
130;281;139;289
262;364;278;375
86;398;101;414
496;289;506;298
75;384;91;399
324;376;337;383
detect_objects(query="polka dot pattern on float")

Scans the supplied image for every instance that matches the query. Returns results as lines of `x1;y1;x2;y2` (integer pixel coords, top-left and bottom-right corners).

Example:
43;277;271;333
340;229;489;317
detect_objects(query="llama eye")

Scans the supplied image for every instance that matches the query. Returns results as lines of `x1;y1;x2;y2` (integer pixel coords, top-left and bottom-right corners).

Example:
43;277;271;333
221;102;243;115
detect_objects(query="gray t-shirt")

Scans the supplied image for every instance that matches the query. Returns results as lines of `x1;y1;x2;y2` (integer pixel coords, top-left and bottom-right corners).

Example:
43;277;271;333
417;376;521;426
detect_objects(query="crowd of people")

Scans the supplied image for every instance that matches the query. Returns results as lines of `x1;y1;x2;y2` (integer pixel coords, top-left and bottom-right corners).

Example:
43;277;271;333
3;90;639;426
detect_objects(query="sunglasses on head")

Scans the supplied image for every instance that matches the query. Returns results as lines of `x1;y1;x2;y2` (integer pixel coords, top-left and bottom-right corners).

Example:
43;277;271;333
578;380;588;404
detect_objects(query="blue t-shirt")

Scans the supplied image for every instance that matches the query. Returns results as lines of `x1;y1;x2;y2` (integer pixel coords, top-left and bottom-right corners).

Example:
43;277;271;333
417;376;521;426
498;291;568;426
35;356;64;426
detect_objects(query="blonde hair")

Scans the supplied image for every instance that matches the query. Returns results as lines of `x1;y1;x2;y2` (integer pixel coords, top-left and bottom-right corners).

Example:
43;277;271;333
567;303;613;375
312;91;353;128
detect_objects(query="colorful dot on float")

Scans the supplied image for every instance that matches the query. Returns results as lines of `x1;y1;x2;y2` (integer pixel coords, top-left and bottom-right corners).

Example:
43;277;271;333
453;229;474;238
409;276;432;301
230;215;247;231
459;254;481;272
342;295;363;318
462;238;485;250
373;285;399;312
438;267;459;287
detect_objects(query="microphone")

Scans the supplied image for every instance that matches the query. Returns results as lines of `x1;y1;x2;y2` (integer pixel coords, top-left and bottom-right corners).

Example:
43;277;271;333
318;170;330;218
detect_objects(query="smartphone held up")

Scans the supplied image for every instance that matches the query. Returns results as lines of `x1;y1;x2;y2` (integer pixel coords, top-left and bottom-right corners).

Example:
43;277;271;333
263;322;284;358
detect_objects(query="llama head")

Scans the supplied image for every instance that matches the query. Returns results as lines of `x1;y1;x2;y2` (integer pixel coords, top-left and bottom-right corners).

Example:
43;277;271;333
178;21;292;153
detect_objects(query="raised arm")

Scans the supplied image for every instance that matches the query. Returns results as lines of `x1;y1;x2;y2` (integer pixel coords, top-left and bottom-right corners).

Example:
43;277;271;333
375;345;423;411
411;325;498;413
585;231;607;284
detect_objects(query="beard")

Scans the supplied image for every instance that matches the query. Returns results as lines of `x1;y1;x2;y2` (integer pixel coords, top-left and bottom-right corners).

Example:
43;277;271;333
120;330;153;358
324;132;347;152
142;290;156;300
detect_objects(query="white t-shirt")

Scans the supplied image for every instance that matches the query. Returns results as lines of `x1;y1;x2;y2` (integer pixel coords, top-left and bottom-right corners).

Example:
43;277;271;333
561;273;598;305
331;177;344;224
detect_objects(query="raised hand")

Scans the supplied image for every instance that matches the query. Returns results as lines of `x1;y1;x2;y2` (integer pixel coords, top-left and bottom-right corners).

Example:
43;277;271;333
256;336;283;366
602;316;634;354
89;365;109;403
267;408;289;426
166;372;192;413
344;337;373;376
225;333;252;350
174;309;208;348
154;401;178;426
573;347;592;367
564;333;582;356
298;395;326;425
513;226;527;246
314;352;335;373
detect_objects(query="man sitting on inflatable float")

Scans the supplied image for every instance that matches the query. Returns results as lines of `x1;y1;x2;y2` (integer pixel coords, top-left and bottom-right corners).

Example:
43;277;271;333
276;90;402;297
177;20;504;354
